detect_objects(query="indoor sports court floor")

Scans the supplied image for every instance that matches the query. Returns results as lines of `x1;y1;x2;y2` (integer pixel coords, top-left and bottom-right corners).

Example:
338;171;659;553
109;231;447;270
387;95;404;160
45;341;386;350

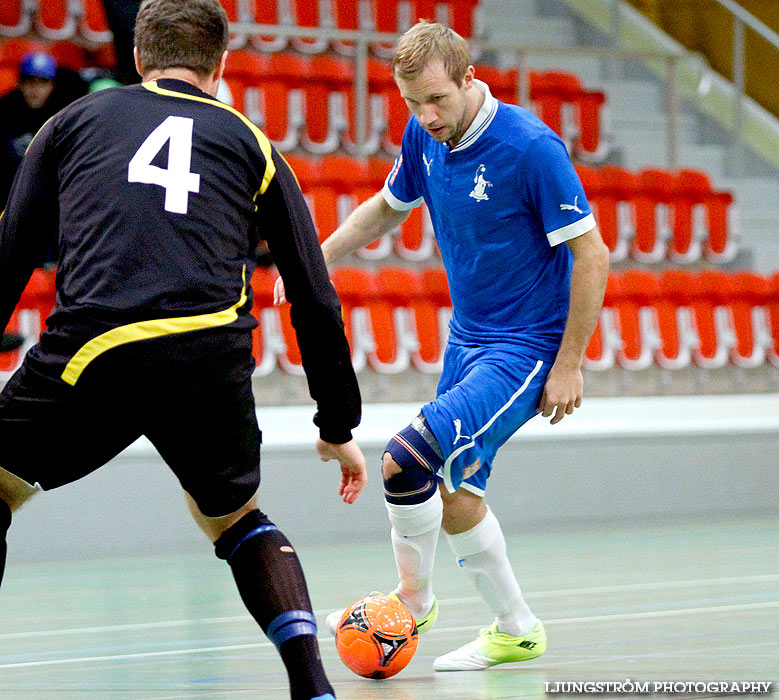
0;515;776;700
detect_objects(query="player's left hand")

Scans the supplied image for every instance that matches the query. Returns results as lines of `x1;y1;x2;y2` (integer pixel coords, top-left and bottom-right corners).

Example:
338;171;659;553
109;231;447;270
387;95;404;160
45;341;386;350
316;438;367;504
537;363;583;425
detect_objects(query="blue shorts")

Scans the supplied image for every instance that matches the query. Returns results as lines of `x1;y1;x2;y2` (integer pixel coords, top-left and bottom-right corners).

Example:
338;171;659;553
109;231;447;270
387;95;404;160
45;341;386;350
421;341;551;495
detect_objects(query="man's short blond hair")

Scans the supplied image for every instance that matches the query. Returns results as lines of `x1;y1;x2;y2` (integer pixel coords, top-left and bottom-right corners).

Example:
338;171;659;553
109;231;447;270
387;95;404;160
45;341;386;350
392;21;471;84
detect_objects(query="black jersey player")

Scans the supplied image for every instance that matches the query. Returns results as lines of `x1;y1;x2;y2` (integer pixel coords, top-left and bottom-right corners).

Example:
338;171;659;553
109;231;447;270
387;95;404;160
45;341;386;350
0;2;366;699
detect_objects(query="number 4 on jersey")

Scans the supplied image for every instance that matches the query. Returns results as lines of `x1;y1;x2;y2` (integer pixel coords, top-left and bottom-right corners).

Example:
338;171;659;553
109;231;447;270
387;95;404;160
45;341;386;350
128;116;200;214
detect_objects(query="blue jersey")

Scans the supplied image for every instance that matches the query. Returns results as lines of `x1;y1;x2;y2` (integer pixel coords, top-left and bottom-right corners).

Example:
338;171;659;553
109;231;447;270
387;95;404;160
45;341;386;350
383;81;595;358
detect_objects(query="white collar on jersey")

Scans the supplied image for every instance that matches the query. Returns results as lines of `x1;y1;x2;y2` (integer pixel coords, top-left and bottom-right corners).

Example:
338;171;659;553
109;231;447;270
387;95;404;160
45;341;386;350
450;79;499;153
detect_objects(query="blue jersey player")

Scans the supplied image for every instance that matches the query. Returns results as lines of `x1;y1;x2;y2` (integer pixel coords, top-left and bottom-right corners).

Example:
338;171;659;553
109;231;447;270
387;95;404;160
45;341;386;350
276;21;610;671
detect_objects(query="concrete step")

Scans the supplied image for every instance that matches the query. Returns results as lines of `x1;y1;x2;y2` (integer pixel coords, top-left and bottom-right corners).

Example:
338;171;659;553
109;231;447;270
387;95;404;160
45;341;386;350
523;53;606;87
615;140;727;177
600;79;665;115
482;17;577;48
608;111;700;147
718;176;779;212
477;0;543;20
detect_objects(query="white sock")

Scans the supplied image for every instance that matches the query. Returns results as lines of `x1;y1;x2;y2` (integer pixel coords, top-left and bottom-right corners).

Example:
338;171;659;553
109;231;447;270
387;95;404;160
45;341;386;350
385;490;443;619
445;506;537;636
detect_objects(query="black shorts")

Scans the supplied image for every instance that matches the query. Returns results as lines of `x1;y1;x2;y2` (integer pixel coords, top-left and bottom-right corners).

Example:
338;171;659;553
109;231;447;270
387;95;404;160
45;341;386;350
0;326;261;517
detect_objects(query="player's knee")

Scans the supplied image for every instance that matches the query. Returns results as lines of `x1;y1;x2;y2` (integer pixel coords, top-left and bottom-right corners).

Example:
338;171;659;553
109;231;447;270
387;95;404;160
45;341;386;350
381;451;402;481
382;426;440;506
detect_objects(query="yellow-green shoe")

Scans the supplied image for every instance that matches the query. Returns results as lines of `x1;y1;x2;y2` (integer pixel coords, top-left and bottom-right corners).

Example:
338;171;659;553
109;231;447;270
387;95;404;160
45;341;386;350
326;592;438;636
388;592;438;634
433;621;546;671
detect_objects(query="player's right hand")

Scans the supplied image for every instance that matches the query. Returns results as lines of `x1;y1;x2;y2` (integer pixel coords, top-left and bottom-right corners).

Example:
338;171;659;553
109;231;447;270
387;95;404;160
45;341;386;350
316;438;367;504
273;275;287;306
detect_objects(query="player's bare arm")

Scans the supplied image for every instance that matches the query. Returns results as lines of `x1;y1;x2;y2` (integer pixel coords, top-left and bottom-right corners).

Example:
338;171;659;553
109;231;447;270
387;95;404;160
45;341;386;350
273;192;410;305
539;226;610;424
316;438;368;505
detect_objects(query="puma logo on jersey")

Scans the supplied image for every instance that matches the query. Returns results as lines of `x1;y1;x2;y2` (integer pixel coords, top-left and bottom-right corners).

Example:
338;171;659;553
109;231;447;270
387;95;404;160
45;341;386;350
453;418;471;444
559;195;583;214
423;153;433;176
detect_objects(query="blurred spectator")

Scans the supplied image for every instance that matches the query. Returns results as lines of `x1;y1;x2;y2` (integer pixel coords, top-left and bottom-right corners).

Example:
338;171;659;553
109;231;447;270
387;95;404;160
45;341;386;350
0;53;61;207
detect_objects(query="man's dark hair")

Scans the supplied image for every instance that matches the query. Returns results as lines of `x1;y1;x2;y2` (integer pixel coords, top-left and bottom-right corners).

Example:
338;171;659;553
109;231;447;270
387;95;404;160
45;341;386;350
134;0;228;78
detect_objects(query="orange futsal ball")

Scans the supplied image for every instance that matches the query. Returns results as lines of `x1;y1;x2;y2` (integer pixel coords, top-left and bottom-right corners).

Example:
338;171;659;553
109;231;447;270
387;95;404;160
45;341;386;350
334;594;419;679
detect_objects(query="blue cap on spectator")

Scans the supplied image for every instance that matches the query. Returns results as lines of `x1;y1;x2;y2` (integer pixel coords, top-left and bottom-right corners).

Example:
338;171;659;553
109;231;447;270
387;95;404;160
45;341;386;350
19;52;57;81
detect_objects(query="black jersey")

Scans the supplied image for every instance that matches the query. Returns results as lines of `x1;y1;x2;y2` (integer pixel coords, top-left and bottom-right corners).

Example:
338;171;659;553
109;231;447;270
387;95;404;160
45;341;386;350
0;78;360;442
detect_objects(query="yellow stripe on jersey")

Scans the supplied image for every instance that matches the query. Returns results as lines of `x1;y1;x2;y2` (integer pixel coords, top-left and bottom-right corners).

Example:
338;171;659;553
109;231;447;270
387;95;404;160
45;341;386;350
141;80;276;195
61;265;249;386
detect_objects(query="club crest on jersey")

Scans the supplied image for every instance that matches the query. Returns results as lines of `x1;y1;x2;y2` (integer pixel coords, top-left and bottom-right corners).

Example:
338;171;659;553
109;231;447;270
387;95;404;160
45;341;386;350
389;154;403;186
468;164;492;202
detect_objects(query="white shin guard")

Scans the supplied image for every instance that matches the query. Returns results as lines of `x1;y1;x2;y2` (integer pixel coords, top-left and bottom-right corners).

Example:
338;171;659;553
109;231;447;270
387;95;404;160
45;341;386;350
385;490;443;618
445;506;537;636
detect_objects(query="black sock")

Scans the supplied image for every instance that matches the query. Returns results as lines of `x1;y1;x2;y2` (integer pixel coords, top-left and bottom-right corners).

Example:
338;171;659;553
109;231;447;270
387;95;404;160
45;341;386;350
215;510;334;700
0;498;11;588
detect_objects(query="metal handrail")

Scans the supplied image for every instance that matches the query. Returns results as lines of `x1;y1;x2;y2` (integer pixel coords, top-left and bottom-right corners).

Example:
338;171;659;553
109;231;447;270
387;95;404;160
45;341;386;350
706;0;779;172
710;0;779;49
228;22;685;165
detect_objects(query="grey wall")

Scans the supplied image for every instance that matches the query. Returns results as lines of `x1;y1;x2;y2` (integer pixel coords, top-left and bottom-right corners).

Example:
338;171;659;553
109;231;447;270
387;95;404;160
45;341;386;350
7;395;779;563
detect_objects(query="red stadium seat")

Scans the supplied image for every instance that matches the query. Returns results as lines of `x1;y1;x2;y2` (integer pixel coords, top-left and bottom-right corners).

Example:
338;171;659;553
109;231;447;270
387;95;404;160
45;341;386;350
318;156;392;258
0;0;31;37
250;267;285;375
343;58;392;156
612;270;662;370
688;269;736;369
301;55;352;154
251;0;291;52
632;168;674;263
415;267;452;372
330;0;359;54
768;273;779;367
655;269;700;369
220;0;249;50
226;51;305;151
726;272;772;368
529;71;581;145
80;0;113;43
0;38;48;67
36;0;77;40
0;67;15;95
669;169;708;263
573;87;607;161
292;0;329;54
590;165;635;261
0;268;57;377
396;204;437;261
222;50;270;115
330;267;380;372
474;64;518;105
50;41;88;71
584;274;622;371
371;0;414;58
291;156;340;242
673;169;737;264
376;266;432;371
367;59;407;155
368;266;423;373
